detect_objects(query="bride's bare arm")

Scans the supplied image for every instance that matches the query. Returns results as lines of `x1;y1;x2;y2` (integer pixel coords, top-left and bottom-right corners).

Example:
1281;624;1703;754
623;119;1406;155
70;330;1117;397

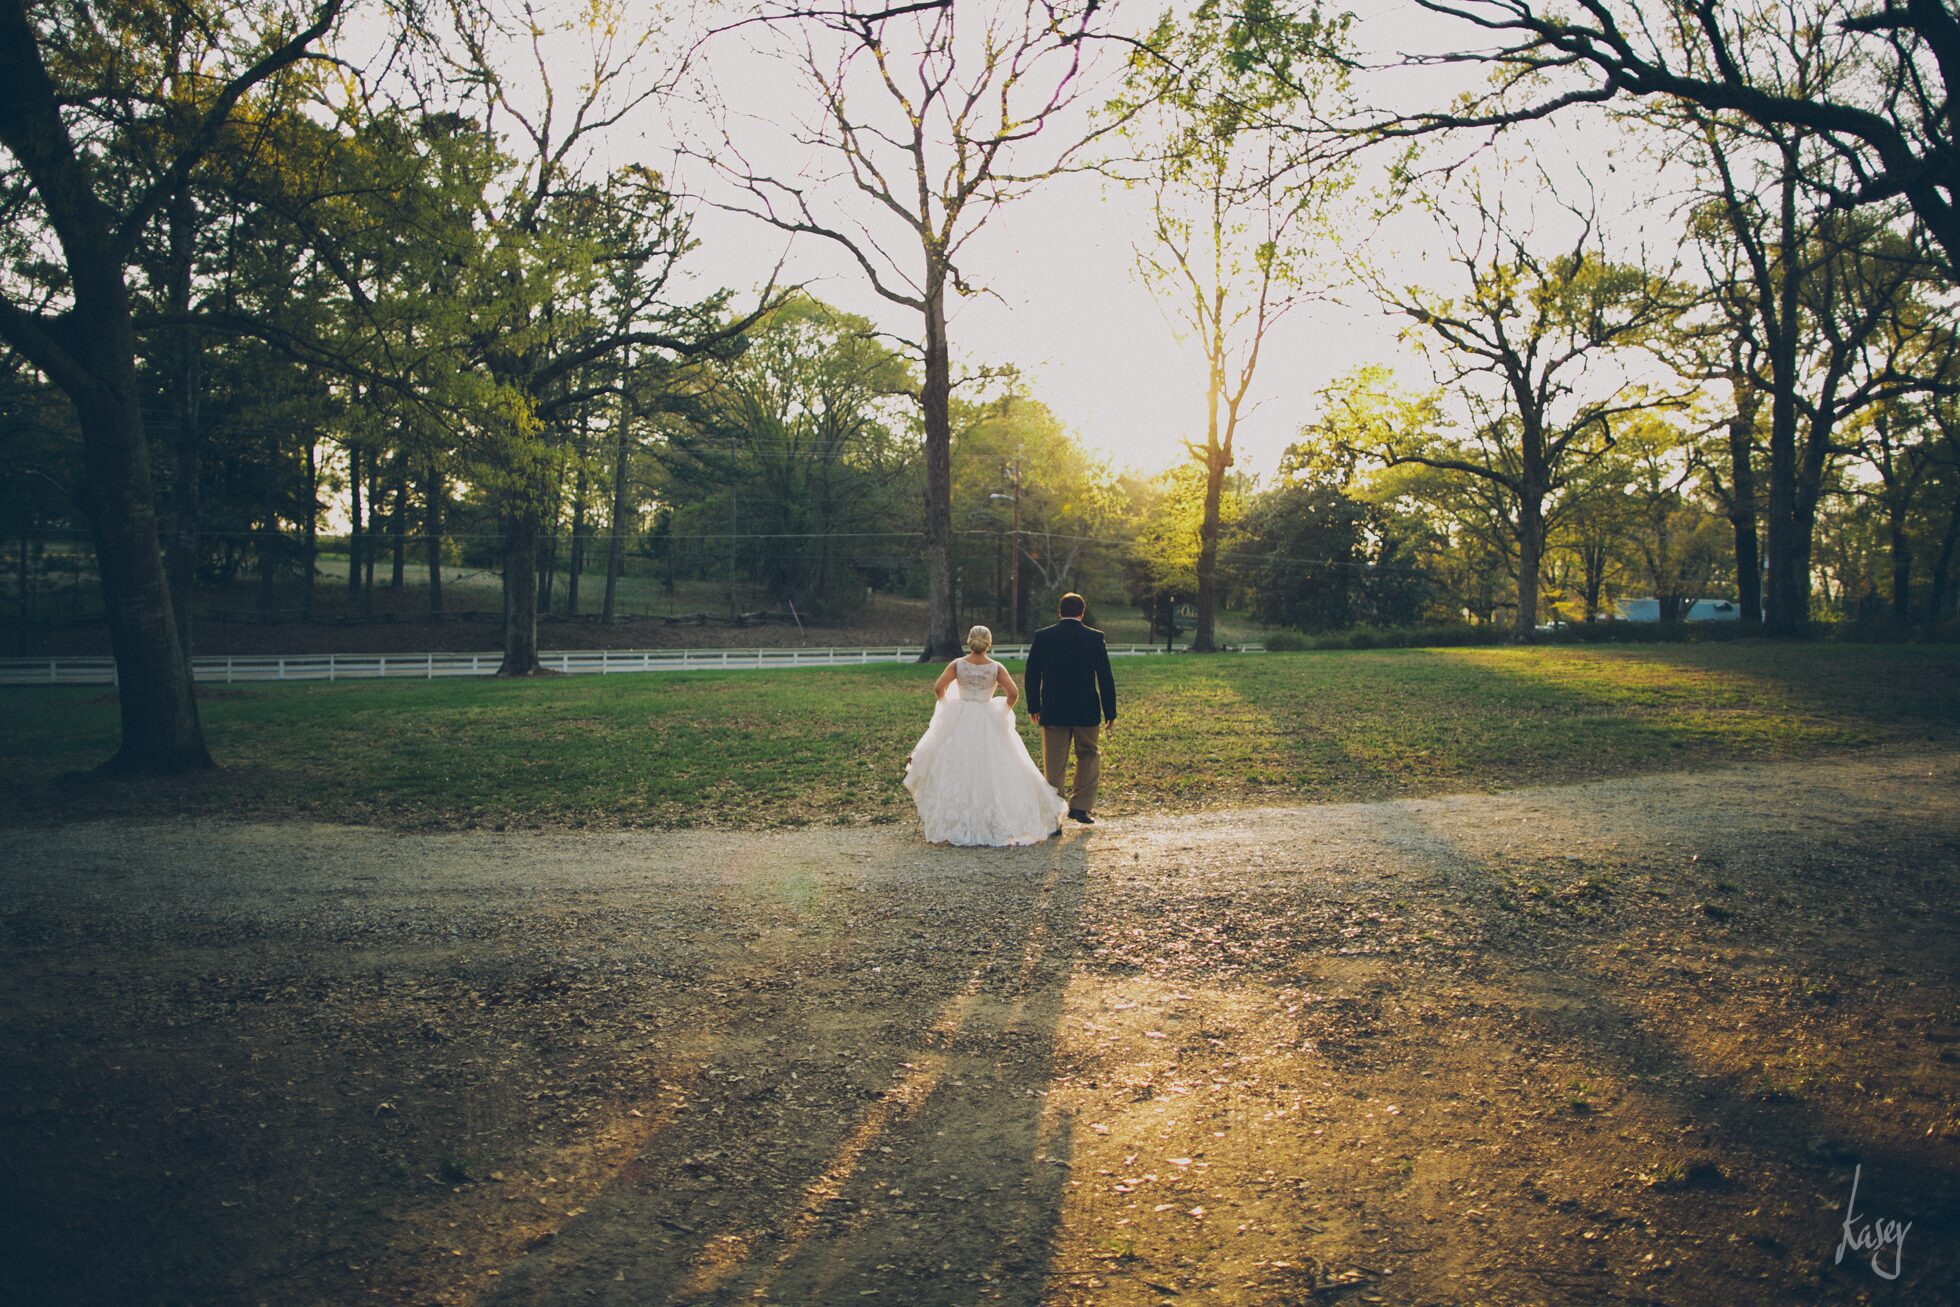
933;660;960;698
996;664;1019;708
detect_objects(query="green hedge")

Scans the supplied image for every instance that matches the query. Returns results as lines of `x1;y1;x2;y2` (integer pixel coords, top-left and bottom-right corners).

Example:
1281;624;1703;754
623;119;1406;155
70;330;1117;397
1258;619;1760;652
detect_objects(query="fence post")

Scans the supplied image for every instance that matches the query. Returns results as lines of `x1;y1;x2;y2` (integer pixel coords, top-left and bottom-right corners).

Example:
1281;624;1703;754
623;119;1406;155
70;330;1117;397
427;652;434;679
379;655;387;679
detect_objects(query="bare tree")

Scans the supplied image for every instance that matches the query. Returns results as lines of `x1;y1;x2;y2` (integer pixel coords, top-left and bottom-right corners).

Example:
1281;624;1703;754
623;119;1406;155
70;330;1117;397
1380;1;1959;284
697;0;1118;659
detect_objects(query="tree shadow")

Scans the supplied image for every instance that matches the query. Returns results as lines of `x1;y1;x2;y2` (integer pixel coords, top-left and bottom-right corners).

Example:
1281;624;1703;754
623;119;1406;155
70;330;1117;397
485;834;1092;1306
1424;641;1960;735
1360;793;1958;1300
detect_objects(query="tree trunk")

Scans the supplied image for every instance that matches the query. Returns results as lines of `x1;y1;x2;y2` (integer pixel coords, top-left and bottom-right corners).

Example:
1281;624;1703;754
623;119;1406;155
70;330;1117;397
602;403;631;624
302;440;318;618
1514;488;1545;640
918;273;959;660
1927;491;1960;636
1194;445;1226;653
538;448;566;615
75;379;213;772
163;183;200;659
424;465;444;621
1725;370;1764;626
1762;396;1800;632
1579;538;1607;620
1883;493;1912;630
1761;157;1806;636
346;441;363;606
361;450;378;611
15;522;30;657
0;3;210;772
390;454;407;590
566;455;588;616
1193;340;1227;653
498;505;542;675
256;454;278;618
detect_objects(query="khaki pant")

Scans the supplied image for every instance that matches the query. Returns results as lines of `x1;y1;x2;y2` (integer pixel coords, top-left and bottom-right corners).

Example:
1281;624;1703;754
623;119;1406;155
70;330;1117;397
1041;723;1101;813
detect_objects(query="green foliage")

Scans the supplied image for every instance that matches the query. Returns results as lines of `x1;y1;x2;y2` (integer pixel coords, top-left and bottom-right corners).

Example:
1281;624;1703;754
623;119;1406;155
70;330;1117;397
1119;462;1244;606
1308;622;1502;650
657;294;918;609
951;392;1130;622
1234;453;1435;632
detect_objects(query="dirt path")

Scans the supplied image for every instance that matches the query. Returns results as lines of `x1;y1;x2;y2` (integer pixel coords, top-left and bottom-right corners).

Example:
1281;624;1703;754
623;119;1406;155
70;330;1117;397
3;749;1956;1305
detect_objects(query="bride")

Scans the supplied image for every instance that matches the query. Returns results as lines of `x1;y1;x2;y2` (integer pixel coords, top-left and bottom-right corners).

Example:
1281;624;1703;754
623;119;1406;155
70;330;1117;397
904;625;1070;846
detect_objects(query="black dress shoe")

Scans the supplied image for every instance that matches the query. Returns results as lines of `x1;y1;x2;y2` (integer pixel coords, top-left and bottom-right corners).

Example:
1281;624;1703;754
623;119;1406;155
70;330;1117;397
1068;809;1096;824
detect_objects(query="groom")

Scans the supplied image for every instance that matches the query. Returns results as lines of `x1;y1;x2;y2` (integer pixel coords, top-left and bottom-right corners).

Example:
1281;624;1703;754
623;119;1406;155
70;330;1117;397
1024;592;1117;825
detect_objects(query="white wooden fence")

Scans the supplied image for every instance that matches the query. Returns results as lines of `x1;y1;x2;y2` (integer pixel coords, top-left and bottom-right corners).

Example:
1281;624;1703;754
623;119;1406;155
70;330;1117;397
0;642;1243;687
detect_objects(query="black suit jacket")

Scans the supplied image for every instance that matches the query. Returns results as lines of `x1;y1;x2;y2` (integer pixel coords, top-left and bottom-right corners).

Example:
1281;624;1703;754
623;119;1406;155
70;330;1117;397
1023;619;1117;727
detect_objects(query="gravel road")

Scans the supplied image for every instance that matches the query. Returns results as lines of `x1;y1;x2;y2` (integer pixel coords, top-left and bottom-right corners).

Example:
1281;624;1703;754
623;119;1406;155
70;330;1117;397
3;747;1956;1305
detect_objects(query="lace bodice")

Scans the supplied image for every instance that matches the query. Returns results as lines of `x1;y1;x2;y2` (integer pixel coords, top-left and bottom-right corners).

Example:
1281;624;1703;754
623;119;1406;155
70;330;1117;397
906;656;1066;845
953;658;1001;701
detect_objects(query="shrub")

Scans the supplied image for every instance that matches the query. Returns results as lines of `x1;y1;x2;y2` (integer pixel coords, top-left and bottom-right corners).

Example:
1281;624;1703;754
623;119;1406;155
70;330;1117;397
1261;618;1766;653
1314;622;1504;650
1548;620;1747;644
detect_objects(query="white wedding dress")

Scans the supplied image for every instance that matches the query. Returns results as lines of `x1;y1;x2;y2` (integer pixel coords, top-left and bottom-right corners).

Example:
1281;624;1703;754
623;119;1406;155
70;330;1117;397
904;657;1069;846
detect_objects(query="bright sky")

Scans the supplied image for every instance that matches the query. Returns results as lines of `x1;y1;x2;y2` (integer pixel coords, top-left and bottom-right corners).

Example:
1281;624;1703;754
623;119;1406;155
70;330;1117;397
496;0;1666;478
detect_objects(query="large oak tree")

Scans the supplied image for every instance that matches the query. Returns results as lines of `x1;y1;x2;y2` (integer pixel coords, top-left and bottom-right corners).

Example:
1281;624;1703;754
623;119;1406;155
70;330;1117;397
0;0;346;772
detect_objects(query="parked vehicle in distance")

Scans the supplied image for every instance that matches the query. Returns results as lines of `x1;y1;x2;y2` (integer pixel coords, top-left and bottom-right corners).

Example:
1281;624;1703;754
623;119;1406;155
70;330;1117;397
1615;598;1741;623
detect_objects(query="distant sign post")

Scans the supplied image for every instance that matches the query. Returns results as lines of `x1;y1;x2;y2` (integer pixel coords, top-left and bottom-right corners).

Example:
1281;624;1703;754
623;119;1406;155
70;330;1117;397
1163;597;1191;652
1166;602;1197;653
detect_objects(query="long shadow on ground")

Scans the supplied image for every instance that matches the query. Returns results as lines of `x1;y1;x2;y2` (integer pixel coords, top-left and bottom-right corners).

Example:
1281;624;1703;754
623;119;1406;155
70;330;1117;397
483;837;1091;1306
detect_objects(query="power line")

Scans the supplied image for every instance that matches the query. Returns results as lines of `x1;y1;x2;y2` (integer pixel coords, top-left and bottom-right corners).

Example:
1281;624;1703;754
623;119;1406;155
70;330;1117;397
6;523;1436;575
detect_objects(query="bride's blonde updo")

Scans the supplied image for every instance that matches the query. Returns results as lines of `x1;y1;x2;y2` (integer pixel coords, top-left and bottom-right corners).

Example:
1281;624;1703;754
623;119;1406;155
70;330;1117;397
966;624;993;654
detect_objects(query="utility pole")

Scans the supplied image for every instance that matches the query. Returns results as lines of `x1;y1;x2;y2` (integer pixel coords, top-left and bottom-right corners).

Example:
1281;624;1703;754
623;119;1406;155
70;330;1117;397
1008;458;1022;640
987;454;1025;639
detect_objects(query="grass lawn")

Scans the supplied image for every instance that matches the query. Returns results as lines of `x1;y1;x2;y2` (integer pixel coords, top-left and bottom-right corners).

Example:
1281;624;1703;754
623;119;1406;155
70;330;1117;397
3;642;1955;829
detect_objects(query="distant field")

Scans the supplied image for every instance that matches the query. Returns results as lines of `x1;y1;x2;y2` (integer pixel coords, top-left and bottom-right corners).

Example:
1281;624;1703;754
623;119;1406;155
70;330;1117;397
4;642;1954;830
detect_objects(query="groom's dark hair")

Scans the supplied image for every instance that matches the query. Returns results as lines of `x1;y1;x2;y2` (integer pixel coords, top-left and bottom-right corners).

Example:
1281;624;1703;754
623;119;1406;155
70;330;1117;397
1058;593;1086;618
